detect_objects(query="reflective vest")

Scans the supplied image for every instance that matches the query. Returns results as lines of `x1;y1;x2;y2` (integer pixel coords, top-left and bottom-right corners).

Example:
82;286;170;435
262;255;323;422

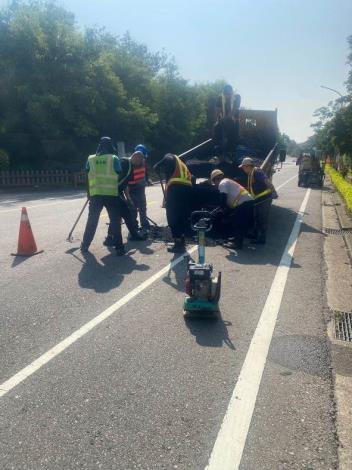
230;186;250;208
248;168;272;200
167;156;192;188
88;154;119;197
128;165;146;186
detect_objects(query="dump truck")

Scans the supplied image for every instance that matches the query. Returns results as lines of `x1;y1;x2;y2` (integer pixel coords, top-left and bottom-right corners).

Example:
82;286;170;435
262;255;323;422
179;96;282;186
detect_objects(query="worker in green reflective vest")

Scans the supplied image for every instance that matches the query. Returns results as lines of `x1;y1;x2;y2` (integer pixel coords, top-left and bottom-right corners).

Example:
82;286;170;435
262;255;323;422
81;137;125;255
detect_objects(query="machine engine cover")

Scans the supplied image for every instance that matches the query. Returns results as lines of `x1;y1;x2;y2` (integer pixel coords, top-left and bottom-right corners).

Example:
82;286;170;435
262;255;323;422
188;262;213;281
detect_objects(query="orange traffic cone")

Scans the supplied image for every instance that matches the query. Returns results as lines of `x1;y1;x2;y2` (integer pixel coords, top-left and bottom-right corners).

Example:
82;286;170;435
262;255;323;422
11;207;44;257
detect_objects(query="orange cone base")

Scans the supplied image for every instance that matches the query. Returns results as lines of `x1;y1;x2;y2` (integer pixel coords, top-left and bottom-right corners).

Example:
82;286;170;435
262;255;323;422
11;250;44;257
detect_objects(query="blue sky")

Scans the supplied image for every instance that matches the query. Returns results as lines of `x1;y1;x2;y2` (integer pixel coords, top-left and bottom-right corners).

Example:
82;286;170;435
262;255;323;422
2;0;351;142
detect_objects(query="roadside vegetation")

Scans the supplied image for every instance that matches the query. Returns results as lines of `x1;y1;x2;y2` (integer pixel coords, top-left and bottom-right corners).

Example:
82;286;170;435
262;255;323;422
325;165;352;212
0;0;226;170
307;36;352;176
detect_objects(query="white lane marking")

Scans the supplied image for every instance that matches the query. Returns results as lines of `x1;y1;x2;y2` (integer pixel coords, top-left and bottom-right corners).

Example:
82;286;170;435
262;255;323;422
0;193;160;214
0;175;295;215
205;189;311;470
276;173;297;191
0;246;197;398
0;197;86;214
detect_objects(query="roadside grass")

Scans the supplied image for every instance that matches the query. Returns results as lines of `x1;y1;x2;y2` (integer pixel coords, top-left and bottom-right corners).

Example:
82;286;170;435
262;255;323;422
326;164;352;212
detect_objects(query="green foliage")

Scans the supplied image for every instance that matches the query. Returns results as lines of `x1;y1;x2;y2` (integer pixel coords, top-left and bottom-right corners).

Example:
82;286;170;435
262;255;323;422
0;0;199;169
326;164;352;212
0;149;10;169
0;0;285;170
310;35;352;170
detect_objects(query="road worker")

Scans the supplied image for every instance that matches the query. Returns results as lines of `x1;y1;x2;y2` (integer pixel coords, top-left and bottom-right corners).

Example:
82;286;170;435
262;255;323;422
134;144;153;186
239;156;277;244
213;84;241;159
153;153;193;253
104;155;147;246
127;150;150;233
210;169;254;249
81;137;125;255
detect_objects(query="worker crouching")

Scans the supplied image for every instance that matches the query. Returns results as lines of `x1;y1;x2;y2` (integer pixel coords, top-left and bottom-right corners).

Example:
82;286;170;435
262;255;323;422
239;157;278;244
153;153;193;253
210;170;254;249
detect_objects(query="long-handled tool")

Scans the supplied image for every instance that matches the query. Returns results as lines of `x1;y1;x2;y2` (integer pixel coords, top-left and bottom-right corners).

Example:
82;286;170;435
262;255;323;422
183;210;221;318
66;198;89;242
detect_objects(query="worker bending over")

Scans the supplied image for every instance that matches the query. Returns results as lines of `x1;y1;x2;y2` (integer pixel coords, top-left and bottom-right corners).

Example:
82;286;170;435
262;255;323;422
81;137;124;255
239;157;277;244
153;153;193;253
128;150;150;233
210;169;254;249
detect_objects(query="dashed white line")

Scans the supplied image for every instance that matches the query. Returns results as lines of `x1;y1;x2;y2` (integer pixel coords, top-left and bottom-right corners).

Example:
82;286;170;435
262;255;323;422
0;246;197;398
276;173;297;191
205;189;311;470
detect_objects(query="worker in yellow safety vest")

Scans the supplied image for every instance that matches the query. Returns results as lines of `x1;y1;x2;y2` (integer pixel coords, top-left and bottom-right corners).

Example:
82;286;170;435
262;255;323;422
210;169;254;249
239;157;278;244
153;153;193;253
81;137;125;256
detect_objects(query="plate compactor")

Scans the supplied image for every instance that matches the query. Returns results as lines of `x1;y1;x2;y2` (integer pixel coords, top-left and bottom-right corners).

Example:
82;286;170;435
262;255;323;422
184;210;221;317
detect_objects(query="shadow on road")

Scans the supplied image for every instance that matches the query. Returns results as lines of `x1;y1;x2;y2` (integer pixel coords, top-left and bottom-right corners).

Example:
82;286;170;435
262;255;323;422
185;312;236;350
224;204;322;267
162;253;189;292
66;248;150;293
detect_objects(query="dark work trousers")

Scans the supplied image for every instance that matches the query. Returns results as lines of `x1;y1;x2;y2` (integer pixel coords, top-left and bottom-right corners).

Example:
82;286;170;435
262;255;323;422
226;200;254;243
107;196;139;238
129;185;150;229
83;195;122;248
254;198;272;242
166;184;194;240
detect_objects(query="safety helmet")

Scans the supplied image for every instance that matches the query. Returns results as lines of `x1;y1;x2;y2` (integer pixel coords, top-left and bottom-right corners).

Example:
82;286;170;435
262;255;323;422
135;144;147;157
223;84;233;95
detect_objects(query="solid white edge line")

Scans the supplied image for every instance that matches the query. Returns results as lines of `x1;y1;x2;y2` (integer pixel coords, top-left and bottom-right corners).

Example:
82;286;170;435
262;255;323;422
205;188;311;470
0;246;197;398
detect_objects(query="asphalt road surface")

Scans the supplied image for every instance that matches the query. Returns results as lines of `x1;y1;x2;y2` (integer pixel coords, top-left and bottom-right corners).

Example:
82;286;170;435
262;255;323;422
0;160;338;469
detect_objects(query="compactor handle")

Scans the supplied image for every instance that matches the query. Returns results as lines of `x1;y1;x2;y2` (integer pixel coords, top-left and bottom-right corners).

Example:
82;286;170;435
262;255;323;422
191;210;213;232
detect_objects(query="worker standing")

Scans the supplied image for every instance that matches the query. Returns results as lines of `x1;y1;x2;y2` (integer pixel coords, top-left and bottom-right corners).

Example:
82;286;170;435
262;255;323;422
104;155;147;246
81;137;125;255
239;157;277;244
213;84;241;159
153;153;193;253
210;169;254;249
134;144;153;186
127;150;150;233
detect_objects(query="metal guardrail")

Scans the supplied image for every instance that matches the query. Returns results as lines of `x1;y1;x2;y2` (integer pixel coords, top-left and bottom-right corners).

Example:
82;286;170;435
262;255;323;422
0;170;87;188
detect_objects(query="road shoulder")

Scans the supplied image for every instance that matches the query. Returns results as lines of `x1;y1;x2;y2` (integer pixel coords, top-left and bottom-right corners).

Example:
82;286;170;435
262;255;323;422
322;177;352;470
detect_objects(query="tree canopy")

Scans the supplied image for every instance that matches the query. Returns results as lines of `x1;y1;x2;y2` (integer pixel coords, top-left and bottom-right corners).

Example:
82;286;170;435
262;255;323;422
309;35;352;171
0;0;214;169
0;0;285;170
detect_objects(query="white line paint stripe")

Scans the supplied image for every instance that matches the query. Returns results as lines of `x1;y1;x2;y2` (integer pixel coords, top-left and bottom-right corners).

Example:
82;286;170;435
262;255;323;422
276;173;297;191
0;197;86;214
0;246;197;398
0;194;161;214
205;189;311;470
